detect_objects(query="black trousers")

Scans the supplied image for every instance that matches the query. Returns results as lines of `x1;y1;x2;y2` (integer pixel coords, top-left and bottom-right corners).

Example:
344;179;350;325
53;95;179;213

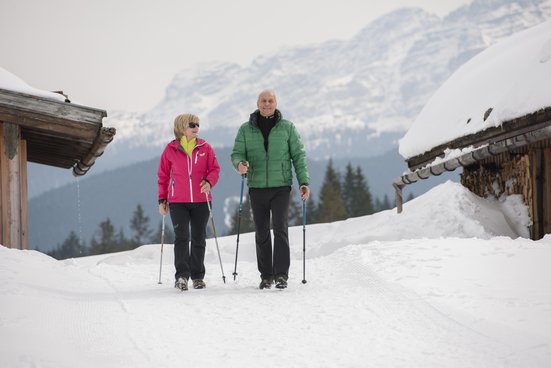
249;186;291;280
169;202;210;280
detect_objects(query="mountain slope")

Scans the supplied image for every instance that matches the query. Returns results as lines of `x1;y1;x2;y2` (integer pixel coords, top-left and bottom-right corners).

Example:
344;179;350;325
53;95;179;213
103;0;551;164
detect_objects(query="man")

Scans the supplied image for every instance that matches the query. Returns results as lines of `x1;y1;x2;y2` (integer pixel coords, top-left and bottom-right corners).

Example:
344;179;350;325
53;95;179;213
231;89;310;289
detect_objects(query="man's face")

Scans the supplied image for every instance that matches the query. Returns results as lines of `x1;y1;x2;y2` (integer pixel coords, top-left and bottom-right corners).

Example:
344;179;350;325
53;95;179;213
257;92;277;117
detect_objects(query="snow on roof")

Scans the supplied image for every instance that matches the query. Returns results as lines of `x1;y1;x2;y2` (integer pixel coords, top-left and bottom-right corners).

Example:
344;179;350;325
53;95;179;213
399;20;551;160
0;66;66;103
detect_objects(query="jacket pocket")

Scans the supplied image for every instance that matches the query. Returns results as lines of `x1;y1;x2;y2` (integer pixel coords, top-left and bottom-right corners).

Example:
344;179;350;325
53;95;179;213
170;179;175;200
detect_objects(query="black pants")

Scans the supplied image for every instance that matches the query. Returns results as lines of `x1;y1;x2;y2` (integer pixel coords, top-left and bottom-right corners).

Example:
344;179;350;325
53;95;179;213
249;186;291;281
169;202;210;280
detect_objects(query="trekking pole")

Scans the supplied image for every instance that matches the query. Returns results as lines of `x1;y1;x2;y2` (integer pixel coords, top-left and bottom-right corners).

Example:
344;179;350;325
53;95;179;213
158;215;165;284
302;200;307;284
206;193;226;284
232;174;245;280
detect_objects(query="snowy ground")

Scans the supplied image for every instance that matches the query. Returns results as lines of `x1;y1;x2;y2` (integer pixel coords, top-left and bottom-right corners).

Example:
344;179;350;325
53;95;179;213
1;181;550;368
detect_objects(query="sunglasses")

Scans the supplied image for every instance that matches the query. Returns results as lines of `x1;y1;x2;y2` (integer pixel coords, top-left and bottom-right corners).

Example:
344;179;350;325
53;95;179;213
188;122;200;128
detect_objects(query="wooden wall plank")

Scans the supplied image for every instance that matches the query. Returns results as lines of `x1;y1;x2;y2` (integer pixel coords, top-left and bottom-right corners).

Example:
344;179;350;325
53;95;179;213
0;123;5;246
20;139;28;249
531;149;544;239
544;148;551;236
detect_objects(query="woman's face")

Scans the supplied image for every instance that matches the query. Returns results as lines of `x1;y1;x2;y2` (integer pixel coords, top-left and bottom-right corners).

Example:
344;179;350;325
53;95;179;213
184;121;199;140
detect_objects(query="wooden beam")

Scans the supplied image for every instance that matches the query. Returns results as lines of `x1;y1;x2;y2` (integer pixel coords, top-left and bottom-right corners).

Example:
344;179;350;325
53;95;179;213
0;108;99;140
0;88;106;124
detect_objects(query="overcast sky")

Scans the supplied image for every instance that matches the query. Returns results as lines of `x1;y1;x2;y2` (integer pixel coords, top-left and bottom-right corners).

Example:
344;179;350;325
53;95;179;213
1;0;471;113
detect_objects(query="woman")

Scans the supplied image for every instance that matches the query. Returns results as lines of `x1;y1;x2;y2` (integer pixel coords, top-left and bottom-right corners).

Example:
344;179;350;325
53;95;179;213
158;113;220;291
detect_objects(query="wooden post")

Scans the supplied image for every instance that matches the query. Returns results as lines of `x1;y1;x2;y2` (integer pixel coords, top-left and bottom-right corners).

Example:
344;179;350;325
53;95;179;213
393;182;404;214
0;121;27;249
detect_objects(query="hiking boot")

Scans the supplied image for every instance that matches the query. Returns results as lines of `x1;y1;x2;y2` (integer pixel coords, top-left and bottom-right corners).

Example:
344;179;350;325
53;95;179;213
275;275;288;289
192;279;206;289
259;278;273;290
175;277;188;291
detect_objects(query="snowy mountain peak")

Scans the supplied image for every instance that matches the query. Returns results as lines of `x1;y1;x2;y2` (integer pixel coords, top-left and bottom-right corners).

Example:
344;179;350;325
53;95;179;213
104;0;551;166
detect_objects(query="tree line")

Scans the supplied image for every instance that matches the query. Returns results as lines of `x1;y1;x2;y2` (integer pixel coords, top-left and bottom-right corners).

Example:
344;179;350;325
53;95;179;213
47;204;174;260
227;160;413;234
49;160;412;260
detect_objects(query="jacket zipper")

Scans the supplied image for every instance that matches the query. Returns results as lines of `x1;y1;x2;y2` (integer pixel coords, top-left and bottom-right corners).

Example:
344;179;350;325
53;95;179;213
187;154;193;202
187;142;206;202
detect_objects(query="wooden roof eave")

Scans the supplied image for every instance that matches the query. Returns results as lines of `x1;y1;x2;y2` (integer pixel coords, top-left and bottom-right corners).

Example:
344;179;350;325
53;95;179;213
0;88;115;175
392;122;551;213
394;114;551;188
405;107;551;171
73;127;116;176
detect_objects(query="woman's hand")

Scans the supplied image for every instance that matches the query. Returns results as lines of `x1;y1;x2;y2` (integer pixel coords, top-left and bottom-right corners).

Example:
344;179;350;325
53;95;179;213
200;180;211;193
159;201;168;216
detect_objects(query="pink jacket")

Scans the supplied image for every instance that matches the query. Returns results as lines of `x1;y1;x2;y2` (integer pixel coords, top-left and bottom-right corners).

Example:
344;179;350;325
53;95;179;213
157;138;220;203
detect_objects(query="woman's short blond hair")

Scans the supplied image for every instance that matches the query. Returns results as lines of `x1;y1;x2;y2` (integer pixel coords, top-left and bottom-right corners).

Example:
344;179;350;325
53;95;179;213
173;113;200;139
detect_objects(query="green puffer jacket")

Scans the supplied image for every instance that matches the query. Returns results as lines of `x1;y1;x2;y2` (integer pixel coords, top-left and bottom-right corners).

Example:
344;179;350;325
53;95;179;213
231;110;310;188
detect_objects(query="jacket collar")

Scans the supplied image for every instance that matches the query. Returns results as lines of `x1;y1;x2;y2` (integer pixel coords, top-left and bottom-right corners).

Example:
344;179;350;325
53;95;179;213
249;109;282;128
169;137;206;149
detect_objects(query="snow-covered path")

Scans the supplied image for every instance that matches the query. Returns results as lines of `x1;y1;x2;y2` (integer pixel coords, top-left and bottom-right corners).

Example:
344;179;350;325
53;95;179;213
2;182;551;367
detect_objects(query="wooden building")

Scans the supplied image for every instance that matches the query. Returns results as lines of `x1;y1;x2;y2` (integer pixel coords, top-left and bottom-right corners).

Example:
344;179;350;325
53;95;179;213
393;21;551;240
394;107;551;240
0;88;115;249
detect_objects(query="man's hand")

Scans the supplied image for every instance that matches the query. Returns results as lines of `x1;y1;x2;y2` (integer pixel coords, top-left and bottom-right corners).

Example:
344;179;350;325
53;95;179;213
238;161;249;175
300;185;310;201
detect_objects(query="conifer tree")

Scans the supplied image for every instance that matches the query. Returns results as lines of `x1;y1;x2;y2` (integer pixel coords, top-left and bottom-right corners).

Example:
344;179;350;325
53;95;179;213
351;166;375;216
89;218;118;255
288;190;303;227
342;163;374;217
117;227;133;251
317;159;347;223
380;194;392;211
129;204;152;248
305;197;318;224
150;219;175;244
48;231;86;260
342;163;356;217
228;194;255;235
